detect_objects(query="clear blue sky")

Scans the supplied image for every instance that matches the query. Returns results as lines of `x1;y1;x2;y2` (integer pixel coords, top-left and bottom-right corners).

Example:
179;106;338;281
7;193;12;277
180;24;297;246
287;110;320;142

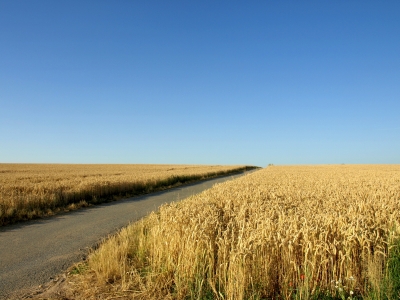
1;1;399;166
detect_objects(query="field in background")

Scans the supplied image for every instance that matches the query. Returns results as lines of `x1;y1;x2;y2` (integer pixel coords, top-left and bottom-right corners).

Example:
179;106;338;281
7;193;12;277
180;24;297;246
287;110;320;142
68;165;400;300
0;164;255;226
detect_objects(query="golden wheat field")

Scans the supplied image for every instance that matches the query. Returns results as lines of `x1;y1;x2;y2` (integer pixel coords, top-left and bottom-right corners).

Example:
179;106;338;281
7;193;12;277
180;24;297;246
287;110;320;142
67;165;400;300
0;164;252;226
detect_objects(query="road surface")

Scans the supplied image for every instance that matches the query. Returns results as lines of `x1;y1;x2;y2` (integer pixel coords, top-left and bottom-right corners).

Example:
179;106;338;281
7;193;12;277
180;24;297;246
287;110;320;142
0;170;254;299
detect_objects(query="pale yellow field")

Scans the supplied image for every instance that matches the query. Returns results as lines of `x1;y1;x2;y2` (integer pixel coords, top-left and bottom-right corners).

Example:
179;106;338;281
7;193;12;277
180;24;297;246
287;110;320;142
0;164;252;225
69;165;400;299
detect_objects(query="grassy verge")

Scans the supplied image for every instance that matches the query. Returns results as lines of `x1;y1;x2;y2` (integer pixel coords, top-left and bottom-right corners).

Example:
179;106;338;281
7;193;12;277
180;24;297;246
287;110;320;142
0;165;258;226
363;236;400;300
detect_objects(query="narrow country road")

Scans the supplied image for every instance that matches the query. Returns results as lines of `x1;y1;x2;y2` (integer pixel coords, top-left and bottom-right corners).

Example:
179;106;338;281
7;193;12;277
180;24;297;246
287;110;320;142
0;170;253;299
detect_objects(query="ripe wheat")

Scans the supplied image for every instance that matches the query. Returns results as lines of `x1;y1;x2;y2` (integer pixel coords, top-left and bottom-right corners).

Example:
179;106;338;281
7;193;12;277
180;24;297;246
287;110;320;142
0;164;251;225
67;165;400;299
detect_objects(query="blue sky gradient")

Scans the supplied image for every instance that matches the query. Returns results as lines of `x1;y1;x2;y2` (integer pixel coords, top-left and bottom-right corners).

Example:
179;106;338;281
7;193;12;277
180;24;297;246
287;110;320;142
1;1;399;166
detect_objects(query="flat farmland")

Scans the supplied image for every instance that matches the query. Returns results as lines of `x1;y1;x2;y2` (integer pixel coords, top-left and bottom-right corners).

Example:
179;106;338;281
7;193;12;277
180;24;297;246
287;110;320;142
65;165;400;300
0;164;255;226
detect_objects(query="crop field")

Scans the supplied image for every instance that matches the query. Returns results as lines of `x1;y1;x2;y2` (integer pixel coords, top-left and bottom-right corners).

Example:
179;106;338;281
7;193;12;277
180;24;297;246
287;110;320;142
0;164;252;226
67;165;400;300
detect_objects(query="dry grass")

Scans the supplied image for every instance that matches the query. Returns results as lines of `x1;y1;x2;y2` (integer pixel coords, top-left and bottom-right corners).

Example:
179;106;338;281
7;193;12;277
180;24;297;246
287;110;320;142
0;164;254;226
64;165;400;299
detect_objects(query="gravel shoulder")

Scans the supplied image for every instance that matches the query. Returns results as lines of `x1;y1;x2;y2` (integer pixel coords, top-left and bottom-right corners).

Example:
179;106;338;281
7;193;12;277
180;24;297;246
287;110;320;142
0;170;255;299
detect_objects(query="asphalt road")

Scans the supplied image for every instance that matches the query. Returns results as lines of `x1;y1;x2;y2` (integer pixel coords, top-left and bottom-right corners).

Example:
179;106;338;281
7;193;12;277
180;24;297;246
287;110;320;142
0;170;254;299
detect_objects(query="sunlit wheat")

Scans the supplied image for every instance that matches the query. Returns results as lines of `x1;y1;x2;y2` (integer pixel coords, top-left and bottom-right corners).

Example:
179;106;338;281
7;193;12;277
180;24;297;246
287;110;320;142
0;164;252;225
68;165;400;299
